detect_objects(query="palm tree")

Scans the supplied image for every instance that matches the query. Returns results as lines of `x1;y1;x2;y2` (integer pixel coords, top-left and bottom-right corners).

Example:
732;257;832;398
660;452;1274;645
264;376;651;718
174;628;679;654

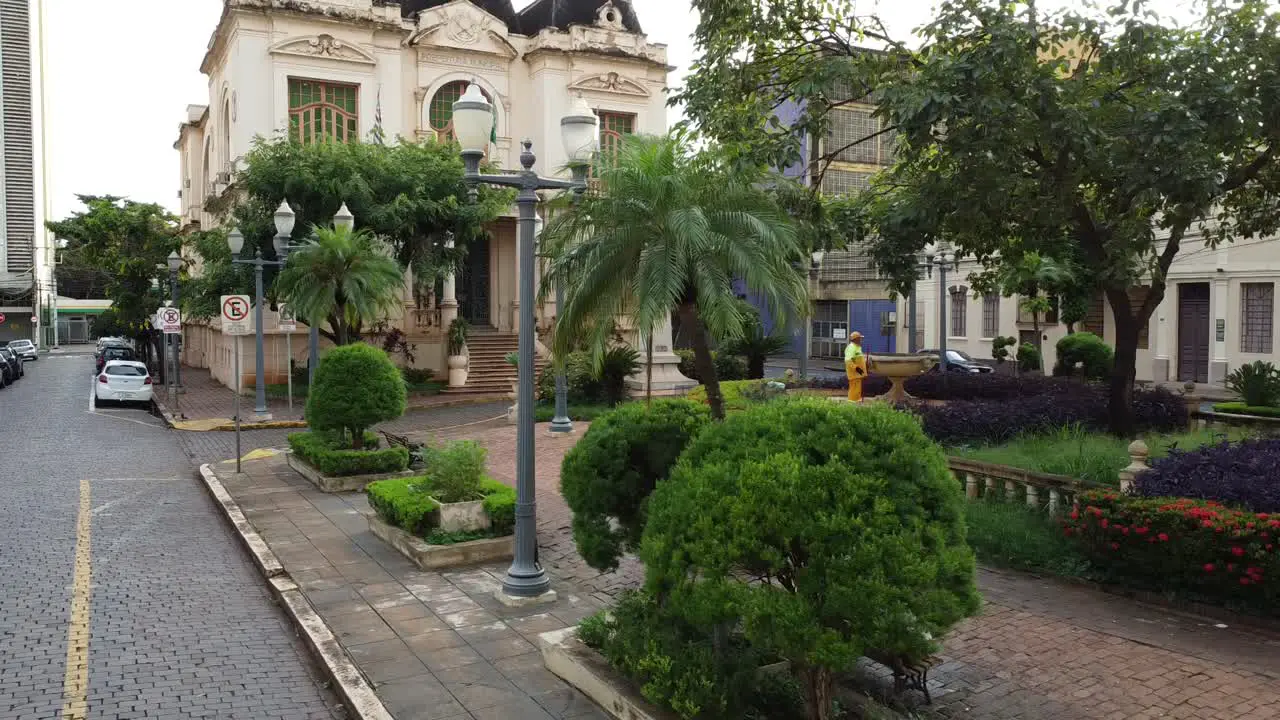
541;134;806;420
720;302;790;379
995;252;1076;370
276;225;405;345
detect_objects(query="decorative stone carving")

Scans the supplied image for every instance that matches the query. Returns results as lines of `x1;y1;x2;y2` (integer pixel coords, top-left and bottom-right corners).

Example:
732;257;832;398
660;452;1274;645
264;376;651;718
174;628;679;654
269;34;377;65
443;7;486;45
596;2;625;30
568;71;650;97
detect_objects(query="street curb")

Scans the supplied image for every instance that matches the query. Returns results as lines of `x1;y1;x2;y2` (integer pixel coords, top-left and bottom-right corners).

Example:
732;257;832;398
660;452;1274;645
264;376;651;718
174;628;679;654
155;394;505;432
197;463;394;720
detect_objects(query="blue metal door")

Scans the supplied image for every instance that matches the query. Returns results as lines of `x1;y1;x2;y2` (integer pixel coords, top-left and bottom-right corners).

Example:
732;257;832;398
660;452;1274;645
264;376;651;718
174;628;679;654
848;300;897;354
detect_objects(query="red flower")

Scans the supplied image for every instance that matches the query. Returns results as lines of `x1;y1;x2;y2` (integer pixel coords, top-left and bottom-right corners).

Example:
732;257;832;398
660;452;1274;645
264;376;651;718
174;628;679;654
1239;577;1251;586
1204;563;1216;572
1266;544;1274;551
1110;542;1120;550
1231;547;1245;557
1227;563;1236;572
1135;527;1149;535
1101;519;1109;529
1202;520;1214;528
1246;522;1256;529
1215;526;1224;534
1158;533;1169;542
1070;510;1079;520
1120;527;1130;536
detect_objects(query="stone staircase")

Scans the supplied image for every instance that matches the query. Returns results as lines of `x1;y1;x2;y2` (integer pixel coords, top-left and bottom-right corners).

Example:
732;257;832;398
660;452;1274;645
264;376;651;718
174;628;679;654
442;330;545;396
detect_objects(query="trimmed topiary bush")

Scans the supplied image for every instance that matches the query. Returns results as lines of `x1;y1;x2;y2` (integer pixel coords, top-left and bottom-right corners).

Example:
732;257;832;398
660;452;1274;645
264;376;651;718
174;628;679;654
560;399;710;571
1135;438;1280;512
1017;342;1042;373
1064;491;1280;613
1054;332;1113;380
367;475;515;538
305;343;407;449
641;399;980;719
288;431;409;476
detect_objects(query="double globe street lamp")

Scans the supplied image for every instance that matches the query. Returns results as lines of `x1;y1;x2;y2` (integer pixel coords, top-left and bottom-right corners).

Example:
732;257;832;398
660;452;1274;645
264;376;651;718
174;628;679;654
226;202;352;419
452;84;599;601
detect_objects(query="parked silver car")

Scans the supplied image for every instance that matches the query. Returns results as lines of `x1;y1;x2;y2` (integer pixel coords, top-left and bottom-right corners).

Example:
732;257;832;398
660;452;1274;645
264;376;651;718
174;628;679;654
7;339;37;361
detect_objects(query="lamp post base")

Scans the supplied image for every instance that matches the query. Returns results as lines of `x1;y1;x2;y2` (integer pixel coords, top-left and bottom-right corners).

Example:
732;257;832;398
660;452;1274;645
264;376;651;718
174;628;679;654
250;412;274;422
494;586;558;609
547;417;574;435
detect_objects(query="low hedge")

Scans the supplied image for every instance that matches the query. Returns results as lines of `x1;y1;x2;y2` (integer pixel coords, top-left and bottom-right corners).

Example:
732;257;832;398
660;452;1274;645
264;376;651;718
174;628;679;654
686;379;787;412
787;370;1083;401
1065;491;1280;612
288;431;410;477
1135;438;1280;512
367;475;515;537
1212;402;1280;419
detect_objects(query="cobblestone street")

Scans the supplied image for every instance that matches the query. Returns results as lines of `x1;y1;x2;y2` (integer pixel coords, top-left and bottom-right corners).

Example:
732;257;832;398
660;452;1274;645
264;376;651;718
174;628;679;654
0;351;342;719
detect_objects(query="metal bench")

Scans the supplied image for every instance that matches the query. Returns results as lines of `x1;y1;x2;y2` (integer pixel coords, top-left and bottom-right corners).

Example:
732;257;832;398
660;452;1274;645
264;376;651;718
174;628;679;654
865;649;941;704
379;430;427;468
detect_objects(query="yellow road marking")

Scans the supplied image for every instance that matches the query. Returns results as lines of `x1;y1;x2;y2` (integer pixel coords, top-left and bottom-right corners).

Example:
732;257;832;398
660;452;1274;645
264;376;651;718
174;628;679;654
60;479;92;720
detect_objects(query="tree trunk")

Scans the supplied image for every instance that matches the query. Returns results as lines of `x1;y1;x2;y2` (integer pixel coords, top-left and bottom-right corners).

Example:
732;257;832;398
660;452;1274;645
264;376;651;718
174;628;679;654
1032;313;1043;373
797;664;833;720
334;304;349;346
682;303;724;420
1105;288;1142;438
350;426;365;450
748;354;765;380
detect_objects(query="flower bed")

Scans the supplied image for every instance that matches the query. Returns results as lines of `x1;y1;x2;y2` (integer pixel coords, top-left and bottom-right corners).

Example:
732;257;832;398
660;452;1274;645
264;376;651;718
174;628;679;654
916;385;1186;445
1135;438;1280;512
288;431;409;477
1064;491;1280;612
367;475;515;543
786;370;1079;401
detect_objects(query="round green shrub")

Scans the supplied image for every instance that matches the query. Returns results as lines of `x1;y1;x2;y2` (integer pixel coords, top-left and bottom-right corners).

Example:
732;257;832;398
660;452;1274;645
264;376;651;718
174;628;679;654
1017;341;1042;373
1054;332;1113;380
641;399;980;719
305;343;407;449
560;399;710;572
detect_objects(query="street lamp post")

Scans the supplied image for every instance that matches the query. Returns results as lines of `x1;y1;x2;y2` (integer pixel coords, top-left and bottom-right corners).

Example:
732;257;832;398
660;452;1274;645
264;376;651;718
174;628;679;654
539;215;573;435
167;251;183;411
453;85;597;601
921;245;958;371
227;224;293;421
800;250;824;380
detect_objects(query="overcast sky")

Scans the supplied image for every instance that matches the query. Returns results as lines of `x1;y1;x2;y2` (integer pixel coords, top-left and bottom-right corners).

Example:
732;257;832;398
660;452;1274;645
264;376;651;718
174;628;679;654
40;0;1196;221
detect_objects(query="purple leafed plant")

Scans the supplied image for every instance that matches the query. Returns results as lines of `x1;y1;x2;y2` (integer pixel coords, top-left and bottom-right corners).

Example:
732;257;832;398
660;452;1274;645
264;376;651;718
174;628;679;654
1135;438;1280;512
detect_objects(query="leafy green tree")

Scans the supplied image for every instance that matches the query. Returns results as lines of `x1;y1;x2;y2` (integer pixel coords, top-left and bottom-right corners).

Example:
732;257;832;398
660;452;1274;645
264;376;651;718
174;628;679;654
46;195;180;368
719;302;789;380
541;134;807;420
305;343;406;449
861;0;1280;435
188;137;510;317
275;226;405;345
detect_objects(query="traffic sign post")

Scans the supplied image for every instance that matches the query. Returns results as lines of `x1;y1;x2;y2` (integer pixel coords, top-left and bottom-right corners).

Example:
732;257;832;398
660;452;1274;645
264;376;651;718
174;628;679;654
0;313;6;324
160;307;182;335
221;295;251;335
279;305;296;411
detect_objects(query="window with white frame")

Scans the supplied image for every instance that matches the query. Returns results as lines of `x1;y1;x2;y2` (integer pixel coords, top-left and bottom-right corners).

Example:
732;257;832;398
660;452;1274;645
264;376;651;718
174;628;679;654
1241;282;1274;354
982;293;1000;338
949;286;968;337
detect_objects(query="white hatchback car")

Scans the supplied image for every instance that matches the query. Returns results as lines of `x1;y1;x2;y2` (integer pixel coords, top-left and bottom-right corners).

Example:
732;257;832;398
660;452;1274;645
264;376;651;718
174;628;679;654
96;360;153;405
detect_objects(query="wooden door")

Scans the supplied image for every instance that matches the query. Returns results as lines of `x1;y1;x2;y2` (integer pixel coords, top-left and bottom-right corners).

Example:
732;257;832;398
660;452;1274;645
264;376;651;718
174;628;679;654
1177;283;1210;383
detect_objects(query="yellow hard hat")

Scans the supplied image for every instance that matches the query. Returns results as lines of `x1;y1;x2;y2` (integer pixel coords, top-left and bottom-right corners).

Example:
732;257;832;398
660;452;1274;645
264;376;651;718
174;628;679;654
850;331;864;340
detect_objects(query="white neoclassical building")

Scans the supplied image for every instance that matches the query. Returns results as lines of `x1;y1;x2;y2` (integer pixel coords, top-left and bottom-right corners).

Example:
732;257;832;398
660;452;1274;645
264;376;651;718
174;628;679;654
175;0;691;392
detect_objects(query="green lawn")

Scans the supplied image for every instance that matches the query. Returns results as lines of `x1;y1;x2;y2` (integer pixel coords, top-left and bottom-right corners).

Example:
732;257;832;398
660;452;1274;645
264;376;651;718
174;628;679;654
533;402;616;423
951;425;1253;486
964;500;1091;578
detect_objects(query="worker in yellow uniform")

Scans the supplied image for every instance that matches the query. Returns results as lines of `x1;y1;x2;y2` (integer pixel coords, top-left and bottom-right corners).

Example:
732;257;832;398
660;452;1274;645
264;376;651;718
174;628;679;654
844;331;868;402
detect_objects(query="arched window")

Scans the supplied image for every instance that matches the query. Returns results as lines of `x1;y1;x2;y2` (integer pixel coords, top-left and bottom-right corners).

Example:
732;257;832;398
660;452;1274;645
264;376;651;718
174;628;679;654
288;79;359;144
429;81;492;144
221;98;232;171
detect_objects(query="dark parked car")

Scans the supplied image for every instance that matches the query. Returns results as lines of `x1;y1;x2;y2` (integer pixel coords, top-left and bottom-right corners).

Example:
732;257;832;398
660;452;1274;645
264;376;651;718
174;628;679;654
96;346;137;374
918;349;994;374
0;347;23;383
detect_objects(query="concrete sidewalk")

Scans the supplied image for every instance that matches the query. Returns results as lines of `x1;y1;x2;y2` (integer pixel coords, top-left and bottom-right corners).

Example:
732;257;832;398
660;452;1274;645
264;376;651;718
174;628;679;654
156;365;507;431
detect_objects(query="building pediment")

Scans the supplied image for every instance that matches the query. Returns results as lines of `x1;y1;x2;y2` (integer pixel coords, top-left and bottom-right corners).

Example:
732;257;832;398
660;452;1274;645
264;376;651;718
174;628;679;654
568;71;649;97
269;34;378;65
410;0;518;58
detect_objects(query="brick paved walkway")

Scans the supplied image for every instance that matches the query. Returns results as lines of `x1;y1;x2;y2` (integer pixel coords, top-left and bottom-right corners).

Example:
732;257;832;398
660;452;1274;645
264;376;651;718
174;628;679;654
158;365;506;424
210;414;1280;720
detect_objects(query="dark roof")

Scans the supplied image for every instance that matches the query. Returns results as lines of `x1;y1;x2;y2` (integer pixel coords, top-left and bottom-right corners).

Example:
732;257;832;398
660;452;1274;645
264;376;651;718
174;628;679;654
396;0;518;26
516;0;642;35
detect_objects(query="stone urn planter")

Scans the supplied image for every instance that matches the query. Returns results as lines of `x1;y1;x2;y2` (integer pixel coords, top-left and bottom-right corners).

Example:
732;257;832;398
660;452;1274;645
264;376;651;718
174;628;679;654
447;354;468;387
432;496;491;533
869;353;937;404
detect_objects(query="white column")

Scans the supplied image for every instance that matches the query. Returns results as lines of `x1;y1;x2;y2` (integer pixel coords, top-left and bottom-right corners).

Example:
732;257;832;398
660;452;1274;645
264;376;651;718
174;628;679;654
1210;277;1229;384
440;237;458;329
1153;290;1172;382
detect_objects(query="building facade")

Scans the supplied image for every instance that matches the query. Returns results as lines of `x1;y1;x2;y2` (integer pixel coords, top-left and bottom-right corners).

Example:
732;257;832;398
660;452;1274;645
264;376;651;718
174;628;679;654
915;230;1280;385
0;0;37;343
176;0;691;390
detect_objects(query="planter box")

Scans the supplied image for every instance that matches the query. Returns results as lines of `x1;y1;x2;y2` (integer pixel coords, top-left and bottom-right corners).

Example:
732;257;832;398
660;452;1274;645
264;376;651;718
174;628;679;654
286;453;414;493
539;627;675;720
432;497;491;533
368;515;512;570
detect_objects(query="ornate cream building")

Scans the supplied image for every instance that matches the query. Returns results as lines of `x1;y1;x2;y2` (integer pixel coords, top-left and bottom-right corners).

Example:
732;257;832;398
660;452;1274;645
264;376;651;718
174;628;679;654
175;0;692;393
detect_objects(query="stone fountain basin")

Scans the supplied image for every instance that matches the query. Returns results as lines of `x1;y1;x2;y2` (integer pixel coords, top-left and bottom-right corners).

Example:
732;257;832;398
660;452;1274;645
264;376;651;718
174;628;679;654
868;353;937;404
